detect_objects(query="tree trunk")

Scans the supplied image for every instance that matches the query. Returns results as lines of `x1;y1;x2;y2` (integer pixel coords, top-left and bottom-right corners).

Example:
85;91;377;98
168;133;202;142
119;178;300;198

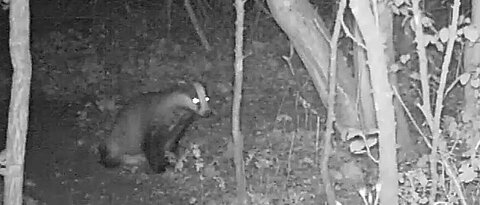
266;0;371;137
463;0;480;122
350;0;399;204
232;0;247;204
4;0;32;204
378;0;416;162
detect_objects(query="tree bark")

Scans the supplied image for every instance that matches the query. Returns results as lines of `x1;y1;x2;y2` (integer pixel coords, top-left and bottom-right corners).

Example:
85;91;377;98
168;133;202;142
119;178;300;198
266;0;369;137
232;0;247;204
463;0;480;122
378;0;415;162
350;0;399;204
4;0;32;204
185;0;211;52
322;1;346;203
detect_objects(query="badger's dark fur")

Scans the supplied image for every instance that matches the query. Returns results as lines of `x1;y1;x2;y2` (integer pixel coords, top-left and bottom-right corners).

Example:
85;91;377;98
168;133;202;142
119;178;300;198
142;112;196;172
98;82;210;173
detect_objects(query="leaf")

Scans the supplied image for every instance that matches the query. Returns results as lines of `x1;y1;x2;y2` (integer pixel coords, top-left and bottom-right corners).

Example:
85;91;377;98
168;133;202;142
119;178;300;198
390;63;401;72
423;34;437;47
394;0;405;7
416;155;429;167
409;72;421;81
458;163;476;183
463;25;479;42
349;137;378;154
434;41;444;52
458;15;465;25
302;157;314;165
439;28;449;43
276;114;292;122
399;6;409;16
255;158;272;169
344;128;364;141
415;171;429;187
446;118;458;133
418;197;429;204
399;54;411;64
0;149;6;166
472;158;480;170
421;16;434;28
203;164;219;178
459;73;471;85
391;5;400;15
457;28;464;36
471;77;480;88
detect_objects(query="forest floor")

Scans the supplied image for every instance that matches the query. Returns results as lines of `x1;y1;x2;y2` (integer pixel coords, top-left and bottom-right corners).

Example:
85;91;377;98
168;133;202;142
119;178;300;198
17;41;337;205
19;61;327;205
22;96;230;205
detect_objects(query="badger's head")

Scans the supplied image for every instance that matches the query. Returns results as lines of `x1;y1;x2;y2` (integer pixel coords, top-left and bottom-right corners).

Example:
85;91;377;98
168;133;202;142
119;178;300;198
169;81;211;117
190;82;211;117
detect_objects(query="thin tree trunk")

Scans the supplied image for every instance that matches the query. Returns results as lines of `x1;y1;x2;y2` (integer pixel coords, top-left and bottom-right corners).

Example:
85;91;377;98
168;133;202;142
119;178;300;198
350;0;399;204
184;0;211;52
463;0;480;122
322;1;346;203
4;0;32;204
166;0;173;38
232;0;247;204
378;0;416;161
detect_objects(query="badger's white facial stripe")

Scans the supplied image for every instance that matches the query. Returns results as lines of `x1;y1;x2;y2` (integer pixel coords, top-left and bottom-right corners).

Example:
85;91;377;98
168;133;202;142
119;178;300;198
192;82;210;116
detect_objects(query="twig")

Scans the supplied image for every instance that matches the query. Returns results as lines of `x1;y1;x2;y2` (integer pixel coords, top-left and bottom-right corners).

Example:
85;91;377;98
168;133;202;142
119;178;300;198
313;18;331;44
286;131;296;177
315;116;320;167
184;0;211;52
281;43;296;76
433;0;461;137
443;75;461;100
392;86;432;149
341;20;367;50
274;94;287;123
360;133;379;164
166;0;173;38
254;0;271;16
197;0;209;23
430;0;461;202
440;156;467;205
322;0;347;204
412;0;440;201
412;0;434;129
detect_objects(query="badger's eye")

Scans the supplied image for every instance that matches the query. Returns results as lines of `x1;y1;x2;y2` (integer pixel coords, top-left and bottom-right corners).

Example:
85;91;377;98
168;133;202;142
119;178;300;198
205;96;210;102
192;97;200;104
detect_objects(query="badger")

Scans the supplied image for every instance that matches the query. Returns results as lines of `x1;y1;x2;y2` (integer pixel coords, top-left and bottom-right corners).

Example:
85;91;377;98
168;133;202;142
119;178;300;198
98;82;211;173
